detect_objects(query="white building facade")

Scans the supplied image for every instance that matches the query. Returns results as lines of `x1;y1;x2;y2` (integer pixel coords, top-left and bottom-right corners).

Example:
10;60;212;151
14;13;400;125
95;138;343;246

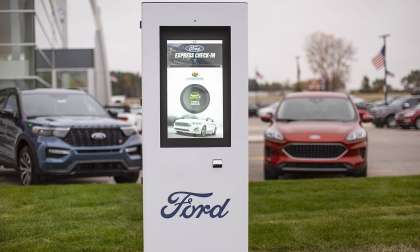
0;0;111;105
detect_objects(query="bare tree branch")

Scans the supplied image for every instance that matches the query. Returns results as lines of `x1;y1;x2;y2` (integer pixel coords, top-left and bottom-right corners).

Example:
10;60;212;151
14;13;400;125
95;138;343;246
305;32;355;91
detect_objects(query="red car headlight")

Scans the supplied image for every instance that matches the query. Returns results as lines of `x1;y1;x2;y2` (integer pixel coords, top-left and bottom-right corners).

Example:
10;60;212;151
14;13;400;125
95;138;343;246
264;128;284;142
404;111;415;117
346;128;367;141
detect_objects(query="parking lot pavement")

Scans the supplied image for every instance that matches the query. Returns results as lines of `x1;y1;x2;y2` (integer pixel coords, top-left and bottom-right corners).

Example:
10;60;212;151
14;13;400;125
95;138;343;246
1;118;420;184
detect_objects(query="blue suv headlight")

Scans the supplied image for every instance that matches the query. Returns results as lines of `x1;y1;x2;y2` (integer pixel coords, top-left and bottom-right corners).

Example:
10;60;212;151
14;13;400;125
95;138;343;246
120;126;137;136
32;126;70;138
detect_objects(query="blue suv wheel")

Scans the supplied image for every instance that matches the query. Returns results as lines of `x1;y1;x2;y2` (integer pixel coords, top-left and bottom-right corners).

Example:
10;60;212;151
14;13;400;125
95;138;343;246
18;146;43;185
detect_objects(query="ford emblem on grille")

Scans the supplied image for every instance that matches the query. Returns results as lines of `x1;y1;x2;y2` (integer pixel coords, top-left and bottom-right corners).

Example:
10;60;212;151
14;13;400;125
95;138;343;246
309;134;321;140
91;132;107;140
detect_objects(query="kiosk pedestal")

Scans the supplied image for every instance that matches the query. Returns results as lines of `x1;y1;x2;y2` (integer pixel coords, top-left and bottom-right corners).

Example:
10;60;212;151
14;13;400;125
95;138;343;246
142;2;248;251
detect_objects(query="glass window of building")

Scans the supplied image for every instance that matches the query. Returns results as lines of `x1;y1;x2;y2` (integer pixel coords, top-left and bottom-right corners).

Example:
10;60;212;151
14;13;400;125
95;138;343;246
0;0;34;10
0;0;35;80
57;71;88;91
36;70;52;84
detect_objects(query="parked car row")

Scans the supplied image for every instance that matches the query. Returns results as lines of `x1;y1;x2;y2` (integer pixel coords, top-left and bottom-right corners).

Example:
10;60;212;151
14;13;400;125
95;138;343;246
395;104;420;129
0;88;142;185
105;104;143;133
369;95;420;129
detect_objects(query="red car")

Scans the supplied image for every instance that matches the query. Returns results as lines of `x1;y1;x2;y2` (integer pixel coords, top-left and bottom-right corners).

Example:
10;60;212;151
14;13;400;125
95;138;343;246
261;92;372;179
354;103;373;123
395;104;420;129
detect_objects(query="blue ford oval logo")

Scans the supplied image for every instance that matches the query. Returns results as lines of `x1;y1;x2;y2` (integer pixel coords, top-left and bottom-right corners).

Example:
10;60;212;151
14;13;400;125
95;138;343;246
91;132;107;140
184;44;204;53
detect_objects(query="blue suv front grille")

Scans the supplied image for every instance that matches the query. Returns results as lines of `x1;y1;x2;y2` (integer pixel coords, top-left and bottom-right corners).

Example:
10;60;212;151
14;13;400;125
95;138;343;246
73;162;126;173
63;127;128;147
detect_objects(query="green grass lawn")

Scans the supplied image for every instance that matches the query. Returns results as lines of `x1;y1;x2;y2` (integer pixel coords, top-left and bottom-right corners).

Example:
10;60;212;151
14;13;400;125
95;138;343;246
1;176;420;252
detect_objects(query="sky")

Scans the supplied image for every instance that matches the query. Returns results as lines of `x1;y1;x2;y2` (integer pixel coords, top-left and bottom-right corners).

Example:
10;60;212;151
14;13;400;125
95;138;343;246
66;0;420;90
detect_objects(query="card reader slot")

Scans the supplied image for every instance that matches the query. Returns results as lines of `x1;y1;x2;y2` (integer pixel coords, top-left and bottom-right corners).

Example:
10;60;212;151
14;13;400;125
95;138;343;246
212;159;223;168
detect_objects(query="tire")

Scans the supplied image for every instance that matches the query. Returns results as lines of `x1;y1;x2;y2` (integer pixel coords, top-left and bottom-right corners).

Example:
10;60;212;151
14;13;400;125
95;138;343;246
264;164;278;180
373;122;384;128
415;117;420;130
114;172;139;183
201;126;207;137
212;127;217;136
385;115;397;128
18;146;42;185
400;125;410;130
352;165;367;177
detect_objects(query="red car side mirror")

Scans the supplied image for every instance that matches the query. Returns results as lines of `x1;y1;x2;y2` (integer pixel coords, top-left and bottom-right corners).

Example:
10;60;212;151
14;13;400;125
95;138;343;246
360;112;373;123
260;113;273;123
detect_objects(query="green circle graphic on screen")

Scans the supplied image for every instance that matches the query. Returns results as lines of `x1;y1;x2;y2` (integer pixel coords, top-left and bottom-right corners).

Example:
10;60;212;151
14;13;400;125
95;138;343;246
180;84;210;114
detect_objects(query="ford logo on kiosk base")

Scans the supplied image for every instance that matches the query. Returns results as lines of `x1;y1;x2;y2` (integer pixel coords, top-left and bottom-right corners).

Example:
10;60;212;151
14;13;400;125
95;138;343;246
161;191;230;219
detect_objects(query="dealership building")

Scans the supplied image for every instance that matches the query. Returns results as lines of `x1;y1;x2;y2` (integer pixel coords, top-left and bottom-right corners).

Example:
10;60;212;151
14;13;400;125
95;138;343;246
0;0;111;105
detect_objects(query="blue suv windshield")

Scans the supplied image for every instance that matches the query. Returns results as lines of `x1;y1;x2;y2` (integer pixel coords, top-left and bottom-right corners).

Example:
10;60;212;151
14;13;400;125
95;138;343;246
22;93;108;118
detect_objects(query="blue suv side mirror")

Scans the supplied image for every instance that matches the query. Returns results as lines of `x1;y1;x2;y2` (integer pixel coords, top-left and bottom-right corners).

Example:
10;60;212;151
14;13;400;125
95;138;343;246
107;109;118;118
1;108;17;120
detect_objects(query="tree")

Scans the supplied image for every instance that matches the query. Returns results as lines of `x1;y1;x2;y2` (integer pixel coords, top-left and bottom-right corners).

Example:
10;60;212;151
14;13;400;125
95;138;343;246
359;76;371;93
293;82;303;92
371;78;392;93
305;32;355;91
111;71;141;98
401;70;420;91
248;79;258;91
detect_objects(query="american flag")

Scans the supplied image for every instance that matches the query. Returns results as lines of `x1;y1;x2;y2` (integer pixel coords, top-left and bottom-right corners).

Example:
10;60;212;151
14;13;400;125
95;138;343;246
372;46;385;70
255;70;264;80
110;74;118;83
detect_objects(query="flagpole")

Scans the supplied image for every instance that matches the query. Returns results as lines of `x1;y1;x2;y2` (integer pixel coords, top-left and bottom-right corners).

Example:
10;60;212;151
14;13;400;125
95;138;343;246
296;56;301;86
255;68;259;107
380;34;390;105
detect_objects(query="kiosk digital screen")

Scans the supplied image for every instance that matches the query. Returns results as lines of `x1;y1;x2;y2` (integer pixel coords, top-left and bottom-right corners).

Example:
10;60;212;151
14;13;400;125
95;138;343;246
160;27;231;147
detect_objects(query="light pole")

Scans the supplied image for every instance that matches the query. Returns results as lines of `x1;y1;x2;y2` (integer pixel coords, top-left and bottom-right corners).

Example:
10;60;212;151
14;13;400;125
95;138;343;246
296;56;301;84
379;34;390;105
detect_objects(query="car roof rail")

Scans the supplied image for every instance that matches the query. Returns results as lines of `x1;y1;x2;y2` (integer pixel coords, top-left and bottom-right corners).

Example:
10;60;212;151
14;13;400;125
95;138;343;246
0;87;19;93
66;87;87;92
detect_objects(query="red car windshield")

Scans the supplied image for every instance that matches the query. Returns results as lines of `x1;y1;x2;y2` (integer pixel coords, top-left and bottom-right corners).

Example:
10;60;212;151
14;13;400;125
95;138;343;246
276;97;357;122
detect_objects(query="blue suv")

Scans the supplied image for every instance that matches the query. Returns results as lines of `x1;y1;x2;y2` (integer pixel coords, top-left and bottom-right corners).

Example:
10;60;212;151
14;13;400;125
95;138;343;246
0;88;142;185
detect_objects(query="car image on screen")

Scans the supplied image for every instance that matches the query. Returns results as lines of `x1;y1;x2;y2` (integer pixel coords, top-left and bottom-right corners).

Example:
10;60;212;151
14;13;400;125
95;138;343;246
173;116;217;137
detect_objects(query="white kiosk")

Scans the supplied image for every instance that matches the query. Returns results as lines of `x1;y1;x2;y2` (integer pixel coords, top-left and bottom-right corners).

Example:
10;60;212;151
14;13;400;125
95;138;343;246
142;2;248;251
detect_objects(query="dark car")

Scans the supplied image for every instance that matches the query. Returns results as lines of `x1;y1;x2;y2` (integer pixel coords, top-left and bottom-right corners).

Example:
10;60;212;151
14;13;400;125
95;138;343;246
248;104;259;117
352;101;373;124
0;88;142;185
261;92;371;180
369;96;420;128
395;104;420;129
369;96;400;108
